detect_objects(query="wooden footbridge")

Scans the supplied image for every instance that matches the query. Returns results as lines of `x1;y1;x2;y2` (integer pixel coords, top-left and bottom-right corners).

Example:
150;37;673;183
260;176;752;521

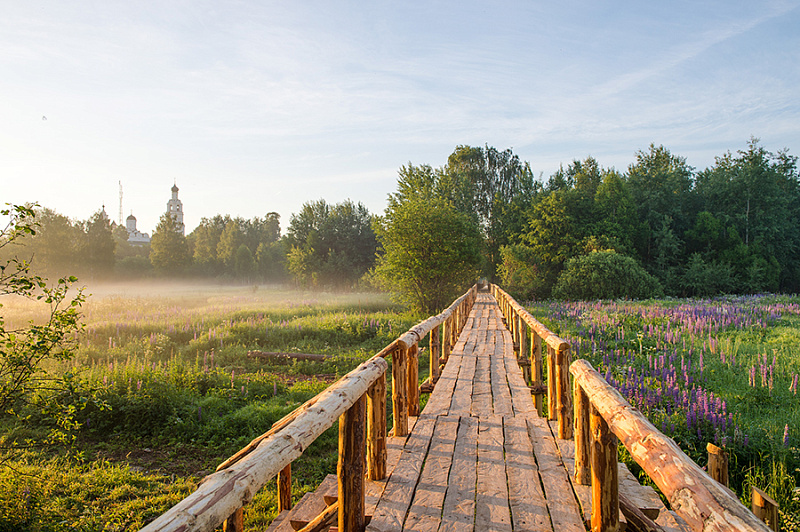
142;286;774;532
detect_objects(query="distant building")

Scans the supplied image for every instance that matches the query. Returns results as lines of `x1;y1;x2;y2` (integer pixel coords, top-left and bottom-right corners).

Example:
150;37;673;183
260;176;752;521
167;183;185;235
126;213;151;244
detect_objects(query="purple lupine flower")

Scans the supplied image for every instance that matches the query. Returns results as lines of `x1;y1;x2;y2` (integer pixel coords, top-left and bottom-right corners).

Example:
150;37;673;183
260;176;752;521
784;424;790;447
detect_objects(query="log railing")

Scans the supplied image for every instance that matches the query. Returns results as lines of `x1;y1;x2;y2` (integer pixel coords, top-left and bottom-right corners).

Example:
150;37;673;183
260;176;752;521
571;359;772;532
493;287;772;532
139;284;477;532
491;284;572;438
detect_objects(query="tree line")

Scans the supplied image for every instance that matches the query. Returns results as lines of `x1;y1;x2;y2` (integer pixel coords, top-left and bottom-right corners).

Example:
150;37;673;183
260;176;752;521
6;137;798;307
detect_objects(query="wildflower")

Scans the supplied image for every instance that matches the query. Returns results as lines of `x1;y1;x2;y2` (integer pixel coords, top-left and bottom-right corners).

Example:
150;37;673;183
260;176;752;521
784;424;790;447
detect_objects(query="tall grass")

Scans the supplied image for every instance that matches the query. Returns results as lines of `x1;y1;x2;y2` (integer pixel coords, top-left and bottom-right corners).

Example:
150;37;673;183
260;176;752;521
0;284;419;531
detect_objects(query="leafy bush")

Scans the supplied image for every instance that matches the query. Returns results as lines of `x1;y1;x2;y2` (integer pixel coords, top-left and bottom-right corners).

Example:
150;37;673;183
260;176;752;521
496;244;548;301
553;250;662;300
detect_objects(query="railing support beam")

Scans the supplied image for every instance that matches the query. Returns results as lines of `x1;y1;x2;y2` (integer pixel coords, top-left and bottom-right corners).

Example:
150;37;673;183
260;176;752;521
338;393;366;532
367;373;387;480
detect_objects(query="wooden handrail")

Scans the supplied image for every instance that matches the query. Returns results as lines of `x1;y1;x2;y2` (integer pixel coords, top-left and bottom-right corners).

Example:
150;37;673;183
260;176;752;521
570;359;771;532
141;284;479;532
490;285;569;351
490;284;572;438
141;356;387;532
396;287;477;350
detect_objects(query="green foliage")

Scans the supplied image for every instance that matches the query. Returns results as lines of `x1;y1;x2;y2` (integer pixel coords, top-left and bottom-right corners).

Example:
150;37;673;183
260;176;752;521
82;210;116;279
496;244;547;301
149;213;191;275
286;199;377;288
373;196;482;313
0;204;86;451
553;250;662;300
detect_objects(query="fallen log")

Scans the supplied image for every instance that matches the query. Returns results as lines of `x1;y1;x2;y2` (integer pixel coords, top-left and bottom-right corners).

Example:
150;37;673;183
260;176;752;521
247;351;332;362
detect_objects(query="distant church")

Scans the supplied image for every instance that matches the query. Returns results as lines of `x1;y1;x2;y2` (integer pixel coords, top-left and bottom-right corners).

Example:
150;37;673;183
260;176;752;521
120;183;185;244
166;183;185;236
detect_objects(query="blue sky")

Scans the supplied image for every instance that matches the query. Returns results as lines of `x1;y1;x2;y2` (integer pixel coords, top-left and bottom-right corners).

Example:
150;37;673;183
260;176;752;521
2;1;799;235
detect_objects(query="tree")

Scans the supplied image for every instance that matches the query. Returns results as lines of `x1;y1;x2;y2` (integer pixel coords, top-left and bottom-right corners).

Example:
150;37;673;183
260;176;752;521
82;210;116;278
0;204;85;452
626;144;695;270
694;138;800;292
286;199;377;288
233;244;255;280
18;208;83;278
216;219;245;268
444;145;535;276
149;213;190;275
373;197;482;313
256;240;287;282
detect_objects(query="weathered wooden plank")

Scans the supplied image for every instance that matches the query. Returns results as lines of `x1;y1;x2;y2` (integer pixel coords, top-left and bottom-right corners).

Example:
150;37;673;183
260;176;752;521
476;416;512;531
655;510;692;532
490;328;513;416
366;415;438;532
526;415;586;532
450;343;478;417
403;416;460;531
504;330;536;416
618;464;661;520
504;415;552;532
284;492;327;532
440;416;479;532
471;345;493;418
422;353;462;415
291;475;338;528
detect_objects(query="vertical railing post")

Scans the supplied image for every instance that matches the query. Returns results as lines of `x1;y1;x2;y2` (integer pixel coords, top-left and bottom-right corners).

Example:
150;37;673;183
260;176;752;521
223;509;244;532
367;372;387;480
557;345;573;439
450;315;457;352
338;393;366;532
407;344;420;417
442;318;451;363
392;347;408;437
430;326;441;383
574;383;591;485
547;345;557;420
278;464;292;512
752;487;779;532
531;331;543;415
519;320;530;383
591;404;619;532
706;443;729;487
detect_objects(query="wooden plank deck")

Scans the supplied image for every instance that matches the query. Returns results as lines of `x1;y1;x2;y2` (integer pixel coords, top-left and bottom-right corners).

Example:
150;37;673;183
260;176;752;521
367;293;587;532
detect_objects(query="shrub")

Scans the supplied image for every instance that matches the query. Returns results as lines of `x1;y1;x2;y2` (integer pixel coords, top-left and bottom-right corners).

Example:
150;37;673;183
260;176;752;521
496;244;548;301
553;250;662;300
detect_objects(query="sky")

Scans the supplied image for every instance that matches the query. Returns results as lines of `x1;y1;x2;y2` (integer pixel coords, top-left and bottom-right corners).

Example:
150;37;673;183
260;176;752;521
2;0;799;236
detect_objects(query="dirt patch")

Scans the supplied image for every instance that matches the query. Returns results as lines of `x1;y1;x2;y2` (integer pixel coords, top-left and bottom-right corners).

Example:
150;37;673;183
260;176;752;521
92;442;224;478
271;372;338;387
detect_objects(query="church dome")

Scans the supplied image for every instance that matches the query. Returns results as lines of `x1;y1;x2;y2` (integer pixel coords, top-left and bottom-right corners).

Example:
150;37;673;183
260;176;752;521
127;214;136;221
171;184;179;193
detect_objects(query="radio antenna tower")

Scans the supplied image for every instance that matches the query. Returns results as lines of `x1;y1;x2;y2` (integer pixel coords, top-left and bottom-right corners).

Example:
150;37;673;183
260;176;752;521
118;181;123;226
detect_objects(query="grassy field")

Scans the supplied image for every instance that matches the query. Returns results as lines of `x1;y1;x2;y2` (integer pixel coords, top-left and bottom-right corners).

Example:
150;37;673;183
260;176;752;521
0;282;419;531
2;284;800;530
